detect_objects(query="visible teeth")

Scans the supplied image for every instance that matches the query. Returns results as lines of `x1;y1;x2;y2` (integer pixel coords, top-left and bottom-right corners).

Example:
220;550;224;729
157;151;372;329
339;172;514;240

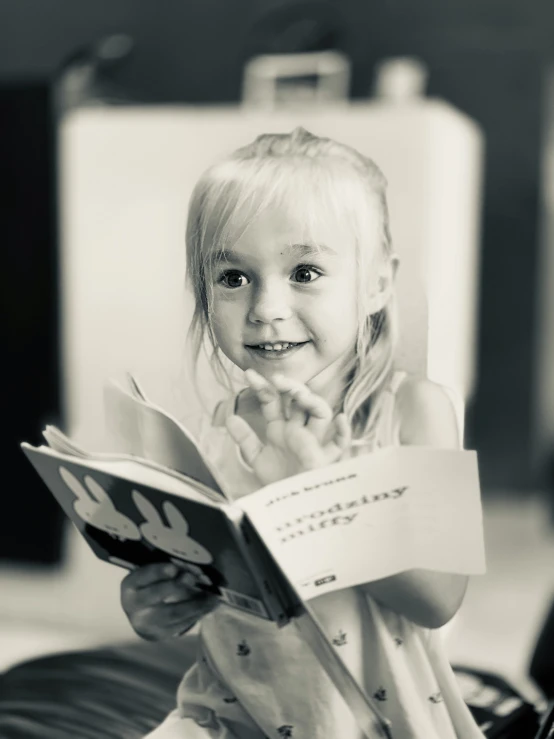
258;342;295;351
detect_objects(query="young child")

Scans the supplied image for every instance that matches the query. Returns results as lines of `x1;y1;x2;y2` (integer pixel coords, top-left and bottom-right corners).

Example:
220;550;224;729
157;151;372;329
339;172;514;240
121;127;485;738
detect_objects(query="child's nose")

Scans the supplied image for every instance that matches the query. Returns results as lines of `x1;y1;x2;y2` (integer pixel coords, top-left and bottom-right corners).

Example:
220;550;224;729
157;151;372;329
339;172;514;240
248;282;293;324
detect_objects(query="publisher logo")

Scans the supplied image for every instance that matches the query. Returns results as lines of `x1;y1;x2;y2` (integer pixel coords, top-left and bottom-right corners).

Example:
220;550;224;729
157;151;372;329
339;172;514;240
315;575;336;587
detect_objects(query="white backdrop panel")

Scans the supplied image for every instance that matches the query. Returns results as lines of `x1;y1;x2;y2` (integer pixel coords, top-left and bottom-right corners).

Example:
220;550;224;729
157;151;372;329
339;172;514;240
59;101;482;449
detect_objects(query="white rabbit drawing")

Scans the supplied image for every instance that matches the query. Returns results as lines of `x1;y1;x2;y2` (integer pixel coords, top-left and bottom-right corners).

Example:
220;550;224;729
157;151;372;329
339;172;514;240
59;466;141;541
132;490;214;565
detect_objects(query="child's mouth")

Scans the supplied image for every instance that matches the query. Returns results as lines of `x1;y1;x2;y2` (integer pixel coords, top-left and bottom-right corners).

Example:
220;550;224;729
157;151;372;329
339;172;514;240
246;341;308;359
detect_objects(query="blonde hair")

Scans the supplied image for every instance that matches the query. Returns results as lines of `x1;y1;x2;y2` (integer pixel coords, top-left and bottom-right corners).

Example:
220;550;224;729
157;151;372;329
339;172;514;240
185;127;398;445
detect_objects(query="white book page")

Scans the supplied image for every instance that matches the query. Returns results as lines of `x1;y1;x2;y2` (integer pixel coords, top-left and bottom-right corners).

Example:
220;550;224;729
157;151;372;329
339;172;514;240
237;446;485;601
25;443;222;505
103;377;226;496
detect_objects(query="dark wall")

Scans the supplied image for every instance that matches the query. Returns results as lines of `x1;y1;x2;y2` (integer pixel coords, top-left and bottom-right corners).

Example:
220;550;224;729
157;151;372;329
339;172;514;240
0;82;64;564
0;0;551;495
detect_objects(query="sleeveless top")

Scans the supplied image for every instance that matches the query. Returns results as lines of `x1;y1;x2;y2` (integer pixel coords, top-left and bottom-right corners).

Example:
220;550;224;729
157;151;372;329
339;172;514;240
171;371;485;739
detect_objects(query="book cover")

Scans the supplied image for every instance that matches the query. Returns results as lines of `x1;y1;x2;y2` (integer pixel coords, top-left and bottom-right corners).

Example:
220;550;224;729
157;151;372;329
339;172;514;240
20;444;293;625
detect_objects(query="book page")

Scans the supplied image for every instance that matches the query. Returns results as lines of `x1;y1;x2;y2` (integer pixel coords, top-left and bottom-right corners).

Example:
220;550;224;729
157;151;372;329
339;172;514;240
104;377;226;496
24;443;219;504
237;446;485;601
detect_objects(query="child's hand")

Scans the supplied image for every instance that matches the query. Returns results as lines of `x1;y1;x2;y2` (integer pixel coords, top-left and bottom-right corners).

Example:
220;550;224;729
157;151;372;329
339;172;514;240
226;369;351;486
120;563;218;641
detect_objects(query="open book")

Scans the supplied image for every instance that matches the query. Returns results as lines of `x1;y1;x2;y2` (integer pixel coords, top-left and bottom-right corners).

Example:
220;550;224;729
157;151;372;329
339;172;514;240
21;373;486;738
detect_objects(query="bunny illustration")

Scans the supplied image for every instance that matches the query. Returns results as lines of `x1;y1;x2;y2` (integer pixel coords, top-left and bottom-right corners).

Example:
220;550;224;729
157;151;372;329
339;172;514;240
59;466;141;541
131;490;214;565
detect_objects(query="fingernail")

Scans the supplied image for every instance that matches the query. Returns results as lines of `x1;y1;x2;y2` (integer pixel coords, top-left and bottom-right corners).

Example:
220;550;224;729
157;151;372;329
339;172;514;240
163;593;183;604
164;564;178;578
178;572;197;588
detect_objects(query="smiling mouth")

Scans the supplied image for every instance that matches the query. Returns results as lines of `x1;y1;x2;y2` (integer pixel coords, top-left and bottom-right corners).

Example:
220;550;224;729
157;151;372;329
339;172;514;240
246;341;308;358
247;341;306;352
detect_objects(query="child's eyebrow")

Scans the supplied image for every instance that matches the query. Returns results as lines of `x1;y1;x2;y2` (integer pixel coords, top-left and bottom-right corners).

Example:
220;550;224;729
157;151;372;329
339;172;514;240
209;251;240;266
283;242;337;259
210;243;336;265
207;242;336;268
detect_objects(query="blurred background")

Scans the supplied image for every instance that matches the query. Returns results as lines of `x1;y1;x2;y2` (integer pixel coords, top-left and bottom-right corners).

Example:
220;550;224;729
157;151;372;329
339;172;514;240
1;0;554;715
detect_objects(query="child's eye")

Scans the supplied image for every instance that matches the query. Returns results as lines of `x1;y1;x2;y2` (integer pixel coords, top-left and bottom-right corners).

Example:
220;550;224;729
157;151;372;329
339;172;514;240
292;265;321;283
219;270;249;289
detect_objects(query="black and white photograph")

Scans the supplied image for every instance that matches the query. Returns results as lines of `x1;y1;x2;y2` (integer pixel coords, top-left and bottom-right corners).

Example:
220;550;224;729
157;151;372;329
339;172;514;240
1;2;553;737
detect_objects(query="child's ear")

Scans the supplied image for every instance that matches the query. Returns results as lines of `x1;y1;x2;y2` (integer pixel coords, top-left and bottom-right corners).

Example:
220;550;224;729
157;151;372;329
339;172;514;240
368;254;400;314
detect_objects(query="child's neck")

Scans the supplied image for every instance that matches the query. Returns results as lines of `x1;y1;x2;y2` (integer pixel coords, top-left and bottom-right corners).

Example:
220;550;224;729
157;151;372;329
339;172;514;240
308;372;348;417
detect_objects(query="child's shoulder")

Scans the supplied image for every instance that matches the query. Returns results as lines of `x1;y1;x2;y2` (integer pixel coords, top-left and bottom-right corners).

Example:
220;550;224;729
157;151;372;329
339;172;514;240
394;373;462;449
395;372;453;408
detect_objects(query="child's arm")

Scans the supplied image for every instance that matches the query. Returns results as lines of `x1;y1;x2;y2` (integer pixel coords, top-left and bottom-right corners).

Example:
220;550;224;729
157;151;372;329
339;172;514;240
361;376;469;629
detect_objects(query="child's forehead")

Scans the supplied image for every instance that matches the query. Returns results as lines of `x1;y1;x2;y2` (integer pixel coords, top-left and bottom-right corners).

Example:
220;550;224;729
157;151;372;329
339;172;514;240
240;204;343;237
218;200;355;250
200;161;382;262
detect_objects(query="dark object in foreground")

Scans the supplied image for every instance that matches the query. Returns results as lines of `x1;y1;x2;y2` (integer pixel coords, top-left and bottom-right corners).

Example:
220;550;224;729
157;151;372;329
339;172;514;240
453;665;541;738
0;635;546;738
0;638;195;739
529;596;554;701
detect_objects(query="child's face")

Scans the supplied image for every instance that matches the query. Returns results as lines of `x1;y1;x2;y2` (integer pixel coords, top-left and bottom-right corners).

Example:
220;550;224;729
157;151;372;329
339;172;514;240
209;206;361;398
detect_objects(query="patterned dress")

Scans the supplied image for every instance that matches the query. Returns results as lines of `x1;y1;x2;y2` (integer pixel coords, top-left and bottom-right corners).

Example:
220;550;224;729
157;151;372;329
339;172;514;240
144;372;485;739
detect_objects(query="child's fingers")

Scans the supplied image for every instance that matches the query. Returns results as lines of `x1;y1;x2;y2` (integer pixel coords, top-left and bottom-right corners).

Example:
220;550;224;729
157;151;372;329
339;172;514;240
226;414;263;468
272;374;332;439
244;369;284;423
132;591;218;640
164;594;219;636
334;413;351;449
275;386;309;428
135;578;197;608
322;413;352;461
281;391;308;426
285;413;350;468
269;374;308;422
122;562;178;591
285;426;326;470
